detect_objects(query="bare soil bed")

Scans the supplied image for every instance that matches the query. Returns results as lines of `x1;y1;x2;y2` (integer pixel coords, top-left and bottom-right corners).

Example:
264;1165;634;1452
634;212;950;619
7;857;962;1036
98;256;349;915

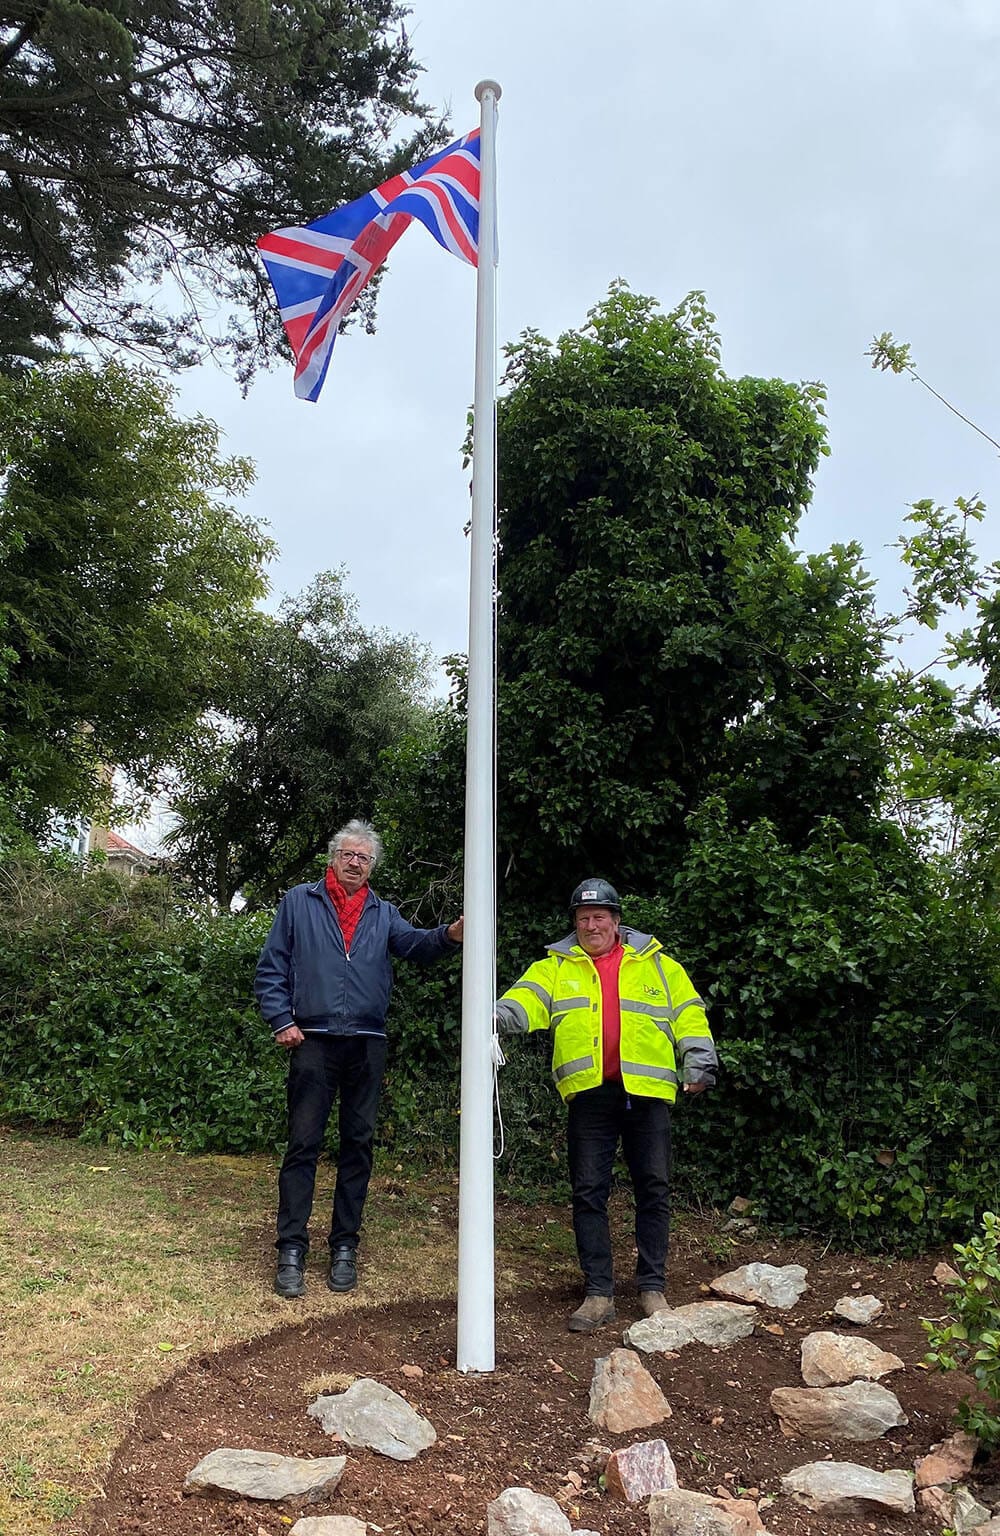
84;1217;998;1536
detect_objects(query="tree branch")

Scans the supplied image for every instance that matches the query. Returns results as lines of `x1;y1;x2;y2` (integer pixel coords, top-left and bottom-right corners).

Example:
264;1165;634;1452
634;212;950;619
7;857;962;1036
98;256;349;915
0;3;48;72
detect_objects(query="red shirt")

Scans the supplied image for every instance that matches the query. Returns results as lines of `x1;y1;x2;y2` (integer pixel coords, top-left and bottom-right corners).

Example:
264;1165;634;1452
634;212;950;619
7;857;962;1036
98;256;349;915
592;942;623;1081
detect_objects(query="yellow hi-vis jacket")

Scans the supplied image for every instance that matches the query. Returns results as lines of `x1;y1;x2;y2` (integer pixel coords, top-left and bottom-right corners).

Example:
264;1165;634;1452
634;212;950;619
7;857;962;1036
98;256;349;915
495;926;717;1103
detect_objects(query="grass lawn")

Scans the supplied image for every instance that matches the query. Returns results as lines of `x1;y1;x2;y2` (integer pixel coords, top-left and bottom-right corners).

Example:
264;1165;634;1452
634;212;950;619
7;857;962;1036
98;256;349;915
0;1127;502;1536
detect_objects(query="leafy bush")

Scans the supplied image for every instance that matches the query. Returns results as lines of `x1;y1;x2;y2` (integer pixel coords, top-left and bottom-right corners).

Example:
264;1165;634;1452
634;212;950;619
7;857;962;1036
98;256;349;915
924;1212;1000;1448
624;800;1000;1250
0;857;283;1152
3;842;999;1253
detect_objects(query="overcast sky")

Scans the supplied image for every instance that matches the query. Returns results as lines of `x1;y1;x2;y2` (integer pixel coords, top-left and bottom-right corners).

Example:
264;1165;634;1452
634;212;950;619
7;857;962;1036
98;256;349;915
174;0;1000;685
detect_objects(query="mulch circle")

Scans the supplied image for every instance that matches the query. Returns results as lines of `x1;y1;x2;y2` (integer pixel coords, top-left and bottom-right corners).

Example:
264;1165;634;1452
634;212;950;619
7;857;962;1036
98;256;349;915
85;1229;998;1536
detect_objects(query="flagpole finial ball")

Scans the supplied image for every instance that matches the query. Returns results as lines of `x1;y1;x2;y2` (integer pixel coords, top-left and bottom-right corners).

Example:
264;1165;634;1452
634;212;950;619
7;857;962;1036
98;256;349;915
475;79;502;102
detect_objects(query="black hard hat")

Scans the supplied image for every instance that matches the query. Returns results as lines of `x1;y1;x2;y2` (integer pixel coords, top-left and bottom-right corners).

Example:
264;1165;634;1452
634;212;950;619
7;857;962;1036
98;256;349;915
569;878;621;917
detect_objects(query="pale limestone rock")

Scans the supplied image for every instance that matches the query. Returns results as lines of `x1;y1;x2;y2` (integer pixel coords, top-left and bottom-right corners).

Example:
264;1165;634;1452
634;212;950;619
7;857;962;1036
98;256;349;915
833;1294;884;1325
486;1486;572;1536
709;1262;808;1309
604;1439;679;1502
290;1519;367;1536
648;1488;764;1536
307;1378;435;1461
780;1460;914;1515
770;1380;907;1441
728;1196;753;1215
799;1331;904;1386
624;1310;696;1353
587;1347;670;1434
184;1448;347;1503
915;1429;980;1488
970;1519;1000;1535
934;1261;963;1286
954;1485;993;1532
625;1301;757;1354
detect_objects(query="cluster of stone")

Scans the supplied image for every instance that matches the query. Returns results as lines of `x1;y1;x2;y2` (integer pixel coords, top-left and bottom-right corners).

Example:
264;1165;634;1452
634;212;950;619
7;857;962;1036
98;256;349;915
179;1254;1000;1536
915;1430;997;1533
183;1377;436;1511
764;1284;916;1518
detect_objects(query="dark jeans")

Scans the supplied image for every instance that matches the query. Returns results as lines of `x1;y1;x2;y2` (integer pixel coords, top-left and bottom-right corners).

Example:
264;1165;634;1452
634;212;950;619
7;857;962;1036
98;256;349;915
566;1077;672;1295
276;1033;387;1254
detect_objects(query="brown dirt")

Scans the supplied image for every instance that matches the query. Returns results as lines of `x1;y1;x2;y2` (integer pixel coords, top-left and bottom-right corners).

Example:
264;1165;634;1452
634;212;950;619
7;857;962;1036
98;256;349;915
82;1210;999;1536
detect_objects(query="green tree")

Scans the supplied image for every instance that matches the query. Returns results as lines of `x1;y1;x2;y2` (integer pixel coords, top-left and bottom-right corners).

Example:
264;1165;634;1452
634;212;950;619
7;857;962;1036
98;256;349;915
166;571;431;908
493;283;900;905
0;0;440;376
0;358;272;835
866;337;1000;901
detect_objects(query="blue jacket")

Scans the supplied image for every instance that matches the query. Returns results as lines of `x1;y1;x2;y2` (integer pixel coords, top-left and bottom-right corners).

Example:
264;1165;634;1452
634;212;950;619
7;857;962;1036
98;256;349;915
254;879;458;1037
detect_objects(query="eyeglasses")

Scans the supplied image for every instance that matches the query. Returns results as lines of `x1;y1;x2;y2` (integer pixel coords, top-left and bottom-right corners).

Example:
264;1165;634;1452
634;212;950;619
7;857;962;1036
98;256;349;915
338;849;373;866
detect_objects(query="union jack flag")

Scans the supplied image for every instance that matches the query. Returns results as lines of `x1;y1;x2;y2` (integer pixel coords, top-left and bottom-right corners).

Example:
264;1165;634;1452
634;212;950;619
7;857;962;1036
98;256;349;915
257;129;481;403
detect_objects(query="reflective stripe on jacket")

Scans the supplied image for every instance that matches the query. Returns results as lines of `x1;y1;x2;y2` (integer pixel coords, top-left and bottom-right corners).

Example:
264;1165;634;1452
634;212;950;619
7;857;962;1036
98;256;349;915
495;926;717;1103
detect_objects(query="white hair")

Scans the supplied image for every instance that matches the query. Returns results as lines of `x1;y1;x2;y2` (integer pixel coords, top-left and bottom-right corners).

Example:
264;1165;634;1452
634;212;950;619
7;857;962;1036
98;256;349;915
327;819;382;869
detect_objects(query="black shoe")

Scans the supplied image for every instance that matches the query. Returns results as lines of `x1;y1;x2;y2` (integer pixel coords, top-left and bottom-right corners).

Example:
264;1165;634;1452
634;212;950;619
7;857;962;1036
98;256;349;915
274;1244;305;1299
328;1244;357;1293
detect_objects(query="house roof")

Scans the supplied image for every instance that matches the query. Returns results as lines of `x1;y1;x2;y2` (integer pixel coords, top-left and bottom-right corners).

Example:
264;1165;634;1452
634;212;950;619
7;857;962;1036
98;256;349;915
106;831;151;858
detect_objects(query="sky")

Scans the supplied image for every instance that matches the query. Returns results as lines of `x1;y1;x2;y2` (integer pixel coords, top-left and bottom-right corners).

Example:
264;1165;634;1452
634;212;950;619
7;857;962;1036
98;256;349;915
172;0;1000;687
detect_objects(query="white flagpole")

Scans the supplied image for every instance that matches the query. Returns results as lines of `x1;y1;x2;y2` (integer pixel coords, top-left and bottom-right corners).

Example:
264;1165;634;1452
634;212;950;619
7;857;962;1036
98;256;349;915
456;78;501;1375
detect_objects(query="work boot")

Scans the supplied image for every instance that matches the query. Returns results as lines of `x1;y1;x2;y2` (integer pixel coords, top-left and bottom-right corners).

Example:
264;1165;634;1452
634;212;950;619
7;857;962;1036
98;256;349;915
639;1290;670;1317
567;1294;616;1332
327;1244;357;1293
274;1244;305;1299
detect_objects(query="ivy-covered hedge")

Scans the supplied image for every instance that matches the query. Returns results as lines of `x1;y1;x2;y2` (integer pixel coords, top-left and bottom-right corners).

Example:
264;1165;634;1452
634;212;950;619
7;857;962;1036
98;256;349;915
0;863;283;1152
630;800;1000;1250
2;836;998;1253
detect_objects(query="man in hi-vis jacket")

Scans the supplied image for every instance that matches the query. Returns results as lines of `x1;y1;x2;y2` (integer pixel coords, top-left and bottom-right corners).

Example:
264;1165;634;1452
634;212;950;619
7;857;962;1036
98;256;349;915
496;878;717;1332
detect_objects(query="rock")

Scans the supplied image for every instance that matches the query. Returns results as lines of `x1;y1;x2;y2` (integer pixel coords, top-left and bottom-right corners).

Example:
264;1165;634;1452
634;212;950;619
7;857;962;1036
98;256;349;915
832;1294;884;1325
770;1381;907;1441
588;1347;671;1433
934;1261;963;1286
918;1485;955;1521
183;1449;347;1503
290;1520;367;1536
486;1486;572;1536
780;1461;915;1515
720;1218;758;1236
727;1196;753;1216
625;1301;758;1354
648;1488;764;1535
307;1379;436;1461
604;1439;679;1502
970;1520;1000;1536
800;1331;904;1386
954;1485;993;1531
914;1429;980;1488
576;1439;611;1474
709;1263;808;1309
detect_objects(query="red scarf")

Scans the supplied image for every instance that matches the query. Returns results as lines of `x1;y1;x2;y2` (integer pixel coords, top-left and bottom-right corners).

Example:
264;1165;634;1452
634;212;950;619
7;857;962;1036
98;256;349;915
325;867;368;952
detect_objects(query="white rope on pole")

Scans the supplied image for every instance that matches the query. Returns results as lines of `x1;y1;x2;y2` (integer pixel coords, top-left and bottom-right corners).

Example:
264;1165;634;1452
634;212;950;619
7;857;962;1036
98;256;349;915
456;78;501;1375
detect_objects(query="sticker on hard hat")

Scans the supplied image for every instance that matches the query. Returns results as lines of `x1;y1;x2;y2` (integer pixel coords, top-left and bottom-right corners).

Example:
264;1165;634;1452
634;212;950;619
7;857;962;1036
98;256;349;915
581;889;598;899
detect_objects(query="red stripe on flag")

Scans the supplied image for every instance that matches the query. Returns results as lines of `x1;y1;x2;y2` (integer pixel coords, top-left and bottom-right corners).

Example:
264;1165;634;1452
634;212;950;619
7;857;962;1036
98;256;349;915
420;180;477;264
258;230;345;274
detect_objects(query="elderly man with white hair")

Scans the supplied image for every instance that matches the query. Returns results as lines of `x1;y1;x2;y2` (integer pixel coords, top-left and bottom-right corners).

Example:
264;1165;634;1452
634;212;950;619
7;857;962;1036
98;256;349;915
255;819;463;1299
